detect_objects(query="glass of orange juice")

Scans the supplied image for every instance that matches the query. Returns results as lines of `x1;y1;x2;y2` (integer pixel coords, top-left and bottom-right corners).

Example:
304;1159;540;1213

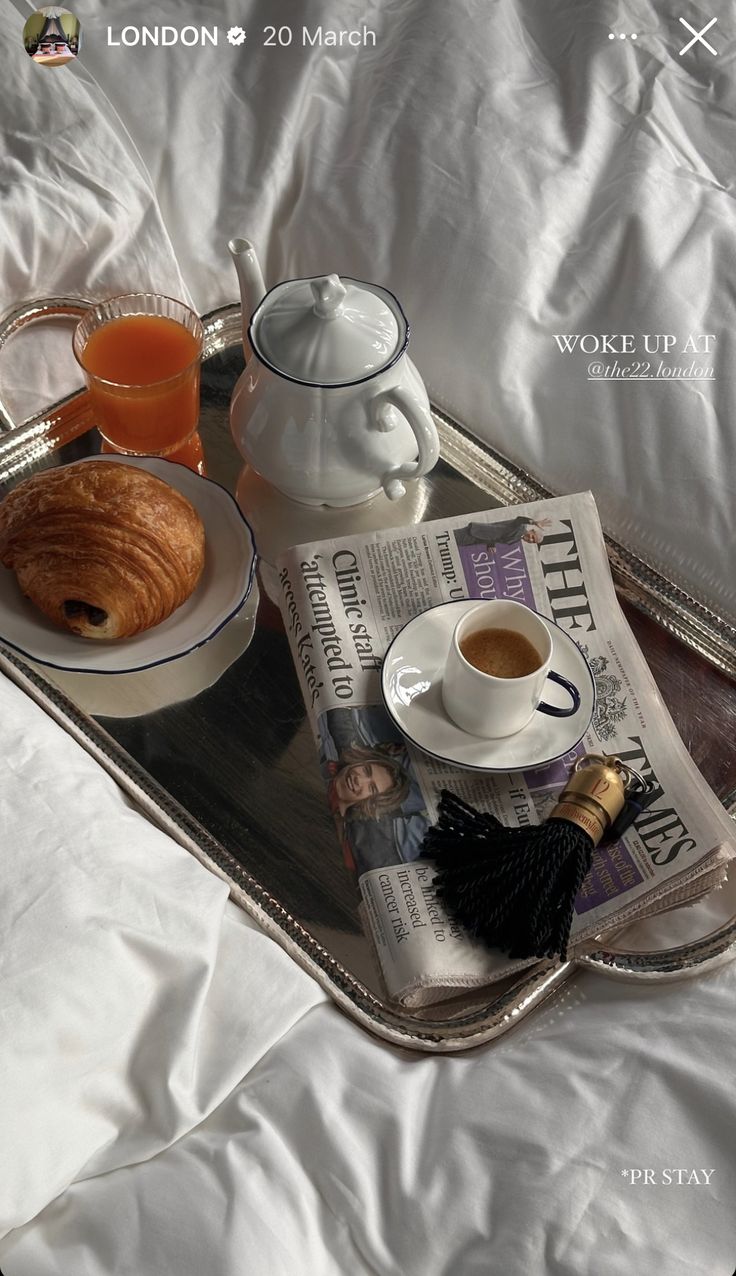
73;294;204;458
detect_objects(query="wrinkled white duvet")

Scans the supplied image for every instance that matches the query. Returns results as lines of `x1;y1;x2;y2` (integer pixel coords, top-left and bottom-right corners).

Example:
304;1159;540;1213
1;1;735;1272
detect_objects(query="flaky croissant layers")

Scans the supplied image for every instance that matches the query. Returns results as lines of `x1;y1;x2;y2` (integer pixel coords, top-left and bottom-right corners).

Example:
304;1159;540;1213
0;461;206;639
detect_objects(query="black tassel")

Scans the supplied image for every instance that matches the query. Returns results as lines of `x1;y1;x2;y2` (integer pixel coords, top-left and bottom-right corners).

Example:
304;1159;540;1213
423;792;594;960
421;757;632;962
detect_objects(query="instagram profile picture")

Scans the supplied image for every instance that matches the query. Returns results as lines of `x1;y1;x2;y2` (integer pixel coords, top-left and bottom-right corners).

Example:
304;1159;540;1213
23;6;81;67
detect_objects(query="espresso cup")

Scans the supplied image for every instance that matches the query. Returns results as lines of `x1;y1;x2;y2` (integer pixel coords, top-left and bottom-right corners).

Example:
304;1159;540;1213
441;600;580;739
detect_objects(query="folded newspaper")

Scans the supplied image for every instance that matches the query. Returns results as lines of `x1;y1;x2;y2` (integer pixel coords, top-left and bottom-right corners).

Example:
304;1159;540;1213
276;491;735;1008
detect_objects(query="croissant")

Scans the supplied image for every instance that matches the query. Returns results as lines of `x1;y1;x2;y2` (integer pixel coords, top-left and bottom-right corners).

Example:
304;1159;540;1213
0;461;205;639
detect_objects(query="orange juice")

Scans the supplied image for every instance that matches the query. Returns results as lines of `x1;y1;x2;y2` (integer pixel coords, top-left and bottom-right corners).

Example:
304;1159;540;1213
80;313;202;455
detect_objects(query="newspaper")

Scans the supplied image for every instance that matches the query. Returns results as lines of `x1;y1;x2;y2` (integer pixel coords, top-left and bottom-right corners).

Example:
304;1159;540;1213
276;491;735;1007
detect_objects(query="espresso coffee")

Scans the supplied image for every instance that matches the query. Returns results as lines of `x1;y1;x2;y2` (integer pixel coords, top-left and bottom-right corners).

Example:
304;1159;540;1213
459;626;542;679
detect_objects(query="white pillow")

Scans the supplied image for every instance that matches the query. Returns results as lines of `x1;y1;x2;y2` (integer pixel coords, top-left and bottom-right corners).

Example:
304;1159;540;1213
0;671;324;1235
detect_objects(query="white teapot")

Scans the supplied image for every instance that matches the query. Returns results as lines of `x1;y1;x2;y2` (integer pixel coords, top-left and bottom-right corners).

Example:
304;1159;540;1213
228;238;440;506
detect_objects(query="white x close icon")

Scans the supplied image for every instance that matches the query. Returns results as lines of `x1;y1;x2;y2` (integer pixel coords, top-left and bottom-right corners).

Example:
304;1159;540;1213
679;15;718;55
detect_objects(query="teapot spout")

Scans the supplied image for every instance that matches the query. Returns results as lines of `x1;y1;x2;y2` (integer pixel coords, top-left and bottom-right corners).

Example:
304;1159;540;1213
228;237;267;353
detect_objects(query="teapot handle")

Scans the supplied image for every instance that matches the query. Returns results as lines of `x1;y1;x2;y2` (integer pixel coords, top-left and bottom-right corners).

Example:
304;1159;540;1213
370;385;440;501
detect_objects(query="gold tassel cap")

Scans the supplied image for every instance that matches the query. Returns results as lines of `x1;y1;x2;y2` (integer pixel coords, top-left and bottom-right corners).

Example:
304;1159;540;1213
549;755;627;846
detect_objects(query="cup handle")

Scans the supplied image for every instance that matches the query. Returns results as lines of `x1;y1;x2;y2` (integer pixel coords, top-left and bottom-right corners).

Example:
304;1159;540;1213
537;671;580;718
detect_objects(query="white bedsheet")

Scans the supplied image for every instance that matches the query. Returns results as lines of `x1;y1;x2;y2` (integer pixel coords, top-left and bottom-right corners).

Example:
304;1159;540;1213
2;0;736;1271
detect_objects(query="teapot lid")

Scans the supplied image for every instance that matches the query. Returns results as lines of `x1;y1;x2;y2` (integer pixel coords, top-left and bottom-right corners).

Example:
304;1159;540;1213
249;274;408;386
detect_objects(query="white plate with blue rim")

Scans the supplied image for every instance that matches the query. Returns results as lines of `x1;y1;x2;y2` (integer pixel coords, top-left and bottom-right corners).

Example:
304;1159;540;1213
0;455;257;674
381;599;595;772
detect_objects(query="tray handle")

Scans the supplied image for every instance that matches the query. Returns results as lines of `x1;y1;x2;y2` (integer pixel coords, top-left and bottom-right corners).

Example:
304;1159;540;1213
579;909;736;981
0;297;92;433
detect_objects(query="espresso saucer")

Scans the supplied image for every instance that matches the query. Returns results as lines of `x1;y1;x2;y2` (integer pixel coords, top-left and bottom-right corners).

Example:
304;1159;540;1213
381;600;595;772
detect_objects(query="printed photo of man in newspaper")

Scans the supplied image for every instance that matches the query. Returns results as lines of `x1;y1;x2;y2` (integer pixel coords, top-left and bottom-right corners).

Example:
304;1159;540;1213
453;515;553;549
317;705;430;878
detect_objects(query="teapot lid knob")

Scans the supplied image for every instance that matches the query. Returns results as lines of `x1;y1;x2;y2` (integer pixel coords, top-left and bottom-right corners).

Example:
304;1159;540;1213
311;274;347;319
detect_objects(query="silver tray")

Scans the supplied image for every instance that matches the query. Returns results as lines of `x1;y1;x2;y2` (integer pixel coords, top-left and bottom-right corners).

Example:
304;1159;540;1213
1;298;735;1053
